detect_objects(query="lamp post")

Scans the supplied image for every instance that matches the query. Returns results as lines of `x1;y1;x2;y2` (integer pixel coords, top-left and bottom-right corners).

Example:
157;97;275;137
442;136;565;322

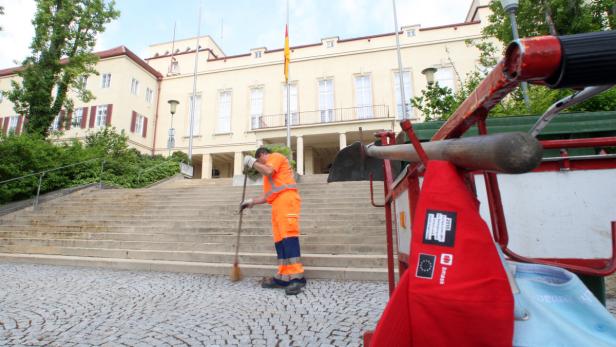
500;0;531;112
421;67;437;86
167;100;179;156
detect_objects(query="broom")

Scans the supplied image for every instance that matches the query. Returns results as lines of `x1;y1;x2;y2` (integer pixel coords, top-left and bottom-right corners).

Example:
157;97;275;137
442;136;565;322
230;172;248;282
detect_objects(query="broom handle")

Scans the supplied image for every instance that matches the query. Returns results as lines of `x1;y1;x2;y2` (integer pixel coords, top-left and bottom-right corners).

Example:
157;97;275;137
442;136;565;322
234;173;248;264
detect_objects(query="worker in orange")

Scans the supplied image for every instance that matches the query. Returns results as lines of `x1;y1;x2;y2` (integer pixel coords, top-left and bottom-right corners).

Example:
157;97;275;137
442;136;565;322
241;147;306;295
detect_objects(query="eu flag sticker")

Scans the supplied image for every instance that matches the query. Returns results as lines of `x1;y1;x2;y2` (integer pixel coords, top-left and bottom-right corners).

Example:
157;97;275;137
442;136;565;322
416;253;436;279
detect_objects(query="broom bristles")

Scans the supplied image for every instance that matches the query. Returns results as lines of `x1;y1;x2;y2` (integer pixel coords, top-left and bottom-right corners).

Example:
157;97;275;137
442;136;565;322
230;263;242;282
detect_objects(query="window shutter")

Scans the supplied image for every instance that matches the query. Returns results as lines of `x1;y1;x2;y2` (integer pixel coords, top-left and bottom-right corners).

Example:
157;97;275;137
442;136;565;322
106;104;113;125
81;107;88;128
142;117;148;138
130;111;136;132
89;106;97;128
0;117;5;134
15;116;23;135
58;111;65;130
66;111;73;130
3;117;9;134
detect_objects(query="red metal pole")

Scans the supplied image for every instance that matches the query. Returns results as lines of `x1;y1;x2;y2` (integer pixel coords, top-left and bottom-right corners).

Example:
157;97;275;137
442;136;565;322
377;131;397;296
432;36;562;141
541;137;616;149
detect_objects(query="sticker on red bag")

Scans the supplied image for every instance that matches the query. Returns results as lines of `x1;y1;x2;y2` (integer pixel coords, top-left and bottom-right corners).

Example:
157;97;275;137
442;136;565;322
423;210;456;247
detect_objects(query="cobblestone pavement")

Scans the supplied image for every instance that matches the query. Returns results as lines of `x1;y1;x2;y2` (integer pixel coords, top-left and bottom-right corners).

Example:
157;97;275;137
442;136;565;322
1;263;615;347
0;263;388;347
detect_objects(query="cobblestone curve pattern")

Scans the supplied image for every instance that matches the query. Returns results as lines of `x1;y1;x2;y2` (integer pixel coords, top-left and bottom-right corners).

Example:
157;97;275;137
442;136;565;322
0;263;388;347
1;263;615;347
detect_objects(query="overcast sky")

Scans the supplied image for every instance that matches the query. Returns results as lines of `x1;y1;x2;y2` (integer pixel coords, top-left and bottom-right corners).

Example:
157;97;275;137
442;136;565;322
0;0;473;68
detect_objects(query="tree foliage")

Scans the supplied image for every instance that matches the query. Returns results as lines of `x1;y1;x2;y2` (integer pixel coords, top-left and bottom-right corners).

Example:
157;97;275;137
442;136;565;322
0;6;4;31
412;1;616;121
484;0;615;41
0;128;181;204
6;0;119;137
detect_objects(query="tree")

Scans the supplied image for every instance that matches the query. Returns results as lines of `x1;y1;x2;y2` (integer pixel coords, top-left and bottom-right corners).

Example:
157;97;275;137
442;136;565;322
6;0;119;137
483;0;614;42
412;1;615;121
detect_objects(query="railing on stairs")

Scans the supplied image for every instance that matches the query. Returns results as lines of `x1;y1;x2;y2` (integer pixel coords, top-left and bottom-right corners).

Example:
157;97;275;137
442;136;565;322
0;157;105;209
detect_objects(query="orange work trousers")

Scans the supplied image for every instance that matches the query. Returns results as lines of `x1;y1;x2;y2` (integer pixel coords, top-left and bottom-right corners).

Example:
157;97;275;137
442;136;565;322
271;190;305;285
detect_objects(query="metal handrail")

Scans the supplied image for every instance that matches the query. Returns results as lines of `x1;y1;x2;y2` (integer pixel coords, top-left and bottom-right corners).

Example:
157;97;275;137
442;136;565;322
0;157;105;209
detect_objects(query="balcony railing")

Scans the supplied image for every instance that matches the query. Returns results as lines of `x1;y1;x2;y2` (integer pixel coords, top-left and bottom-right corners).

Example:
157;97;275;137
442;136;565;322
251;104;391;130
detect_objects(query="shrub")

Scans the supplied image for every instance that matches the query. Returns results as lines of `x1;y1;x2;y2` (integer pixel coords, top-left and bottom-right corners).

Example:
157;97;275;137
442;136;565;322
0;128;180;204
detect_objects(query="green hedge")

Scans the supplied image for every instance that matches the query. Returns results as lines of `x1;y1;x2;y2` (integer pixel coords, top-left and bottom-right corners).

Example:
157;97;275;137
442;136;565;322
0;128;183;204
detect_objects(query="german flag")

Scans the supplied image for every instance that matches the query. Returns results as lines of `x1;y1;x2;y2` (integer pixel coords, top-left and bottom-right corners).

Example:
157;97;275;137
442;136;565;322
284;24;290;82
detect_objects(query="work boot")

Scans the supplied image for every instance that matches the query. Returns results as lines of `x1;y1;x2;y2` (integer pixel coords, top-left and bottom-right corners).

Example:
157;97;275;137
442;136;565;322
285;281;305;295
260;277;285;289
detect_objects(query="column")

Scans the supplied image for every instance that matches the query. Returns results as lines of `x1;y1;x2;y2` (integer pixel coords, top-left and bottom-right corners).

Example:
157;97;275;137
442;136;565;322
296;136;304;175
339;132;347;150
202;153;212;179
304;147;314;175
233;151;243;177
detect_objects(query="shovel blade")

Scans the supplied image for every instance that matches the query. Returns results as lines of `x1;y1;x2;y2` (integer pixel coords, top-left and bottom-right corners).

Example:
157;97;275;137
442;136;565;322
327;142;401;182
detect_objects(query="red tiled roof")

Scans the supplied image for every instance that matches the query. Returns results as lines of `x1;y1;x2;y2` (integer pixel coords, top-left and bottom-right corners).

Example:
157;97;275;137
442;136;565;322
0;46;163;79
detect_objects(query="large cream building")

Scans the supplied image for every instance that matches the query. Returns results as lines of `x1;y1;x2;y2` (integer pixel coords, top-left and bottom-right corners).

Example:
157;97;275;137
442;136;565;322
0;0;492;179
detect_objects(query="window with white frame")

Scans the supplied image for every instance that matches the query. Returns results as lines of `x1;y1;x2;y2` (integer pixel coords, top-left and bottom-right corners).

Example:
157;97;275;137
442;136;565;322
72;108;83;126
282;84;299;125
186;95;201;135
435;67;456;91
326;40;334;48
406;29;416;37
354;75;373;119
101;73;111;88
96;105;108;127
78;75;88;89
130;78;139;95
319;79;334;122
250;88;264;130
135;114;145;135
394;71;413;119
169;58;179;74
51;113;61;131
8;116;19;132
254;51;262;58
217;90;232;133
145;88;153;103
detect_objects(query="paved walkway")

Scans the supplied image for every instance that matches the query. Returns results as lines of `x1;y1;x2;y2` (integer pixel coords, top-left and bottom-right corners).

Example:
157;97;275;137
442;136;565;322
0;263;387;347
1;263;615;347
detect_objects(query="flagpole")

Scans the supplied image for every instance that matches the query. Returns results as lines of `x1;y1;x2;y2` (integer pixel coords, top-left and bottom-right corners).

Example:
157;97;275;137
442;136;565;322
189;5;202;164
285;0;291;149
392;0;407;120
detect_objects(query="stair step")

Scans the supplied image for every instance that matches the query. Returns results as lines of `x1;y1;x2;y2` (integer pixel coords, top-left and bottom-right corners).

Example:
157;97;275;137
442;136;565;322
0;174;391;281
0;253;390;281
0;246;387;268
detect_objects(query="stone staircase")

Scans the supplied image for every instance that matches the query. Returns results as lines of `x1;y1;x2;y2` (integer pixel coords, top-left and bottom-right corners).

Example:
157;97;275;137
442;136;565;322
0;174;391;280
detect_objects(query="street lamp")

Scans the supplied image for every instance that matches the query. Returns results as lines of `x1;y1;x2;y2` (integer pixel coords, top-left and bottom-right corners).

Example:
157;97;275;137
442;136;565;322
167;99;179;156
421;67;437;86
500;0;531;111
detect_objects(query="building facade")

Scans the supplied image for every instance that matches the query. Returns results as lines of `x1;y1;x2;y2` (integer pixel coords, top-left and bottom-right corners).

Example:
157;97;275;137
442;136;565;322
0;0;492;179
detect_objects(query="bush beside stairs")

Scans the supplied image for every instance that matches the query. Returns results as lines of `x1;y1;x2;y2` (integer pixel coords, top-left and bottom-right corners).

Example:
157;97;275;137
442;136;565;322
0;174;391;281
